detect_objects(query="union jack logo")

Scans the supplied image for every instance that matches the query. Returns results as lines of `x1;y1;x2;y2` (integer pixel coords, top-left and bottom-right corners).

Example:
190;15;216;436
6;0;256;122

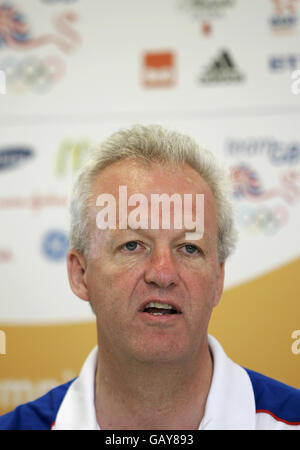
0;2;81;53
230;164;264;199
0;3;30;47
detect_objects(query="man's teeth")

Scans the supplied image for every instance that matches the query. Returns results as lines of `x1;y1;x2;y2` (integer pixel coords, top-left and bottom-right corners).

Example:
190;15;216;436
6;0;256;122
145;302;173;309
143;301;178;315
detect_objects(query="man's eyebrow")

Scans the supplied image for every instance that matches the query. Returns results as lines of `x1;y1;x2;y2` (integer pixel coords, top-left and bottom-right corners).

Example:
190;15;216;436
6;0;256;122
116;226;198;237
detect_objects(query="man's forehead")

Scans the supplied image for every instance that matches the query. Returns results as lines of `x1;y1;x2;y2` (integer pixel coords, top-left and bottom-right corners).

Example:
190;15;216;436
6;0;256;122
87;158;219;248
91;159;211;196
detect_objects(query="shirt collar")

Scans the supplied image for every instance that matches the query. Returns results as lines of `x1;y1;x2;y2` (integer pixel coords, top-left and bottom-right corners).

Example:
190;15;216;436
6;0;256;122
53;346;99;430
53;335;256;430
200;335;256;430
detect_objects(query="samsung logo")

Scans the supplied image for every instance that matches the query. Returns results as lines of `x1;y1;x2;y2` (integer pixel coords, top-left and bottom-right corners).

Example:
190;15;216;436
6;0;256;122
0;147;34;171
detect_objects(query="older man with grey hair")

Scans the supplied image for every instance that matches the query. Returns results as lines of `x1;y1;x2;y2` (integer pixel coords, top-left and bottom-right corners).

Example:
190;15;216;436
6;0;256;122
1;125;300;430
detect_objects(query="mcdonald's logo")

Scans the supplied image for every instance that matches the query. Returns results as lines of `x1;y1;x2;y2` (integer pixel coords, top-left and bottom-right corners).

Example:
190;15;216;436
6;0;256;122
55;138;92;176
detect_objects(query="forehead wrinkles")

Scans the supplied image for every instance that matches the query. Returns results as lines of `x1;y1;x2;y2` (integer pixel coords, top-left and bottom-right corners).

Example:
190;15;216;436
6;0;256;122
91;159;212;198
88;160;218;249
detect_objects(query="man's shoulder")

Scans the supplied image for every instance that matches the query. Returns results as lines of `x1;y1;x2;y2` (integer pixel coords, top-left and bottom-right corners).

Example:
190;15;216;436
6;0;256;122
245;368;300;426
0;378;76;430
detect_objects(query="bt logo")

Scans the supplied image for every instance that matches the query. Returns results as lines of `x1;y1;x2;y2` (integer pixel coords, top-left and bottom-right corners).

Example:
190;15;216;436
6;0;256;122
270;55;300;72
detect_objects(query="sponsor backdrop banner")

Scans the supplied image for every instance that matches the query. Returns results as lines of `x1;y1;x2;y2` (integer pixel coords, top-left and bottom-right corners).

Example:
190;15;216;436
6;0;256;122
0;0;299;415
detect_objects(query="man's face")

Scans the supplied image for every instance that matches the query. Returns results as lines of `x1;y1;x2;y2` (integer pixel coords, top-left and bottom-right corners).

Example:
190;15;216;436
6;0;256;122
83;159;224;364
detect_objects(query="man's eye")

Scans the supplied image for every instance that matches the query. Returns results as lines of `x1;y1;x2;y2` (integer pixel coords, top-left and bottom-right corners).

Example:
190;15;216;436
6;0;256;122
182;244;200;255
122;241;139;251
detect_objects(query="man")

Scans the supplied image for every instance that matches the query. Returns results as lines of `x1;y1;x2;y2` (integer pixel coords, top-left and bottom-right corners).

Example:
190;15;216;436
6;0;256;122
1;124;300;430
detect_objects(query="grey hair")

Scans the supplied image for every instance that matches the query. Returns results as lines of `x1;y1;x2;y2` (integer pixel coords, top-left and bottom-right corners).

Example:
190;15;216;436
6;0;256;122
68;124;237;262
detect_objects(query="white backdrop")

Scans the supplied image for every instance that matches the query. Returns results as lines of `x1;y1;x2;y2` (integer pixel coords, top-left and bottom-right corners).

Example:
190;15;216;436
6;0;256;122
0;0;299;414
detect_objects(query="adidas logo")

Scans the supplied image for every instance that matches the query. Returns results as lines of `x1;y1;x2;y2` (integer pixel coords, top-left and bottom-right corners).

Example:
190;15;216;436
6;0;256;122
200;50;244;83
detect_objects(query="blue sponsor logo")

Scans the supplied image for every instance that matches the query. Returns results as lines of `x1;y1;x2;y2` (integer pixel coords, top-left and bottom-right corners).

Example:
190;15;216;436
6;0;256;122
270;15;297;27
269;55;300;72
0;147;34;171
42;230;69;261
225;138;300;165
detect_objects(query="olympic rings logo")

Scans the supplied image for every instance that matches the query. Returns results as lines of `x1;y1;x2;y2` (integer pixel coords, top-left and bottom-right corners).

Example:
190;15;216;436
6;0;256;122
236;204;289;236
0;55;65;94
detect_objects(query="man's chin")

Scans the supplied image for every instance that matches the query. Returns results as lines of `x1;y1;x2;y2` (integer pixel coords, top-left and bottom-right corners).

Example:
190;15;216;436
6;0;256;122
129;338;190;365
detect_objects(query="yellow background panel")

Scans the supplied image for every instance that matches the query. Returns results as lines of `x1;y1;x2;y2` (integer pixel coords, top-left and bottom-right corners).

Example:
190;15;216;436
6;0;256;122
209;257;300;388
0;258;299;415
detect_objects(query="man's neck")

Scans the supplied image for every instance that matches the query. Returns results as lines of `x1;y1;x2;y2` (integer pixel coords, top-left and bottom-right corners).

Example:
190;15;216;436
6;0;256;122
94;339;213;430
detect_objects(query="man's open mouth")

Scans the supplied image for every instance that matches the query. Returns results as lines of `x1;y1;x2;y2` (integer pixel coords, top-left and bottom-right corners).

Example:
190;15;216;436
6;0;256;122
141;301;181;316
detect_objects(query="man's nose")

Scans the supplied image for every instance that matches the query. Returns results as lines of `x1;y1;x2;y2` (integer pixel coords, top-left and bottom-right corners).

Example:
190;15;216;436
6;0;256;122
144;247;179;288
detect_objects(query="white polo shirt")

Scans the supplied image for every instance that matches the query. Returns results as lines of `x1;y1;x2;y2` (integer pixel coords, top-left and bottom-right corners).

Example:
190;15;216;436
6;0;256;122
51;335;300;430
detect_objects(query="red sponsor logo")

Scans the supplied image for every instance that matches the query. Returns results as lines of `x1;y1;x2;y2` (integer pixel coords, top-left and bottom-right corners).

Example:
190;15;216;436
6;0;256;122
142;51;176;88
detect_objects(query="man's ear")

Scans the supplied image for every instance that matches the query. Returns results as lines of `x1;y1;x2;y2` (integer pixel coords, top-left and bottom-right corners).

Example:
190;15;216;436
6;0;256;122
67;250;89;302
213;261;225;308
